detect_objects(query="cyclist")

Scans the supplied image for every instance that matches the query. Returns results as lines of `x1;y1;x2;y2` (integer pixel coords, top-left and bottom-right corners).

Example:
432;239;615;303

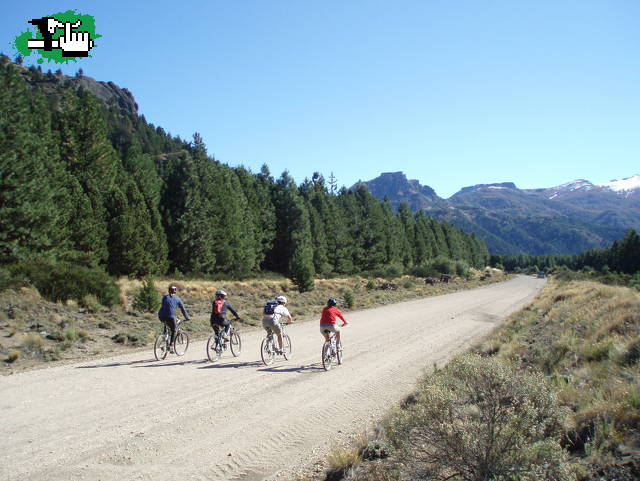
157;285;190;352
210;290;241;340
320;297;348;350
262;295;293;354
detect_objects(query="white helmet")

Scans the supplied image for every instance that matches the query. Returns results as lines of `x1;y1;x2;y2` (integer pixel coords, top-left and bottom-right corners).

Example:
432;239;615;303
215;290;227;297
276;295;287;304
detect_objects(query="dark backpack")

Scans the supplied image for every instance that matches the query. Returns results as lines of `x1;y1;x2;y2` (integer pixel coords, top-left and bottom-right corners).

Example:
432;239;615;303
213;299;225;315
263;300;277;316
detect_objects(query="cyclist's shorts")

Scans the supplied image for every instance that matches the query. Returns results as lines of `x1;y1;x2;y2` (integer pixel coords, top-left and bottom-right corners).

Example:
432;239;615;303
320;323;339;335
262;317;282;335
210;317;230;328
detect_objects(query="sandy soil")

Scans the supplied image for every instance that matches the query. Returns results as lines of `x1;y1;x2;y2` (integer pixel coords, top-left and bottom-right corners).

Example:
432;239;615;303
0;276;544;481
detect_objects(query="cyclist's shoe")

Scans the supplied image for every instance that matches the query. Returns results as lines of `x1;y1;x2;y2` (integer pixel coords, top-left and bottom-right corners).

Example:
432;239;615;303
276;348;283;355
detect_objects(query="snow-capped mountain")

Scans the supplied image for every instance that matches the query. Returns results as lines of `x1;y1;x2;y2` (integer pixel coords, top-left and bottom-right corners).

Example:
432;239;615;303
357;172;640;255
598;175;640;195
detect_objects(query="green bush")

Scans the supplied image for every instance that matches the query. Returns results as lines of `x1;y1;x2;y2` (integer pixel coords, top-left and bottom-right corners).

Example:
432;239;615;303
9;259;118;306
342;289;354;309
454;260;469;277
132;277;160;313
361;440;392;460
80;294;102;313
112;330;148;346
366;279;376;290
430;256;455;275
388;355;572;481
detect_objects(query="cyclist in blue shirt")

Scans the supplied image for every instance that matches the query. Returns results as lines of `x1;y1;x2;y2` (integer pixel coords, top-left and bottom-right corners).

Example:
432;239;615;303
158;285;190;351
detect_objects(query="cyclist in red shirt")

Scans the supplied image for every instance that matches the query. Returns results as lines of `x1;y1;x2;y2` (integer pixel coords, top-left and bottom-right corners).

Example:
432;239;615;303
320;298;348;349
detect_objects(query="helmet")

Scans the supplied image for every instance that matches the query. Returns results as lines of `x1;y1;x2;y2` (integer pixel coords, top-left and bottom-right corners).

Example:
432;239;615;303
276;295;287;304
327;298;337;307
169;285;177;293
215;290;227;297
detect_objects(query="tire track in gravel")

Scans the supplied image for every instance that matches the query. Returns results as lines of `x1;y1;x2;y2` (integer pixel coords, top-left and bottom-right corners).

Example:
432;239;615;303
0;276;544;481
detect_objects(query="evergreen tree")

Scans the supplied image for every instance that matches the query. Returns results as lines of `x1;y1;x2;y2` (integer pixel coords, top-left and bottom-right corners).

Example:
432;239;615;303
0;63;70;262
269;172;315;291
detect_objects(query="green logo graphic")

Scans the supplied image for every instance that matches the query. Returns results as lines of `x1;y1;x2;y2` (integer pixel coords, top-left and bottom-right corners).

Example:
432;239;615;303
13;10;100;64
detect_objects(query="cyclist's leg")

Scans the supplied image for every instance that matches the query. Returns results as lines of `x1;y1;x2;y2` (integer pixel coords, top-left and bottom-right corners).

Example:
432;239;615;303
320;324;333;342
272;320;283;349
167;317;178;346
221;318;231;338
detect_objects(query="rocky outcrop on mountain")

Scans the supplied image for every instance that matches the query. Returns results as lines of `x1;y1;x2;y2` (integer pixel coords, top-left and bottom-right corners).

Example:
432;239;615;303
353;172;447;211
357;172;640;255
11;59;139;115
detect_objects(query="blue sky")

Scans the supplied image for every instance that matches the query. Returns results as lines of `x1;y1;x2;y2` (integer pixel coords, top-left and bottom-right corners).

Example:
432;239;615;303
3;1;639;198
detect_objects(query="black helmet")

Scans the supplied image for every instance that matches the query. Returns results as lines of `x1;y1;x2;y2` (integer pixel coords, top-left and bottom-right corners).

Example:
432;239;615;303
169;285;177;293
327;298;337;307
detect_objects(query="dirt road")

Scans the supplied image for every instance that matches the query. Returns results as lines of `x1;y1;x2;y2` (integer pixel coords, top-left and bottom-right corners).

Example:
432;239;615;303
0;276;544;481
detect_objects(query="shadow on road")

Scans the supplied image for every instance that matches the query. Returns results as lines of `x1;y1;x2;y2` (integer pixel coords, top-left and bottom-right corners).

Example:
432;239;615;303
197;360;263;370
257;363;325;373
76;358;157;369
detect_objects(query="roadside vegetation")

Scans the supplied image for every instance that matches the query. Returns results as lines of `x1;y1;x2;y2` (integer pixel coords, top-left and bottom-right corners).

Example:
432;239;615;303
316;277;640;481
0;269;508;373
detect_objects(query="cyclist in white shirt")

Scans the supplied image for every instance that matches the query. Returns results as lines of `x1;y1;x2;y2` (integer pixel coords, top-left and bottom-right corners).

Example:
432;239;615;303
262;295;293;354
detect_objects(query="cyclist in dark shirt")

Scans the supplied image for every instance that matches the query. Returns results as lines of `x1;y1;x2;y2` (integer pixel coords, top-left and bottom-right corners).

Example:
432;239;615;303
210;290;241;339
158;285;190;351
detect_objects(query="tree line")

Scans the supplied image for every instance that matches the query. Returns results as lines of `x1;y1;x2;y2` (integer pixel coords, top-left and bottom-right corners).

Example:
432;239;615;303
491;229;640;275
0;59;489;292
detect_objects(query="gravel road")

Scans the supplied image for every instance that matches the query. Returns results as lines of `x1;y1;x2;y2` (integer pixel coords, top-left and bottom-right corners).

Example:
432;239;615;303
0;276;545;481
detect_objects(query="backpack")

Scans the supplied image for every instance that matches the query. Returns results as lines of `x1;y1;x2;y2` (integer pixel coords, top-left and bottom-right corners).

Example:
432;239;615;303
263;300;278;317
213;299;225;315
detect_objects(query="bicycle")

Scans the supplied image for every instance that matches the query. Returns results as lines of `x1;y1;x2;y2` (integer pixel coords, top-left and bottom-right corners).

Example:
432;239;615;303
206;324;242;362
154;318;189;361
260;321;292;366
321;327;344;371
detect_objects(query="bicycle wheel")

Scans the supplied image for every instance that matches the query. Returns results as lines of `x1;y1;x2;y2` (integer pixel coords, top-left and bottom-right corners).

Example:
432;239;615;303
174;331;189;356
261;336;275;366
321;342;333;371
154;334;169;361
206;335;220;362
230;331;241;357
282;334;292;360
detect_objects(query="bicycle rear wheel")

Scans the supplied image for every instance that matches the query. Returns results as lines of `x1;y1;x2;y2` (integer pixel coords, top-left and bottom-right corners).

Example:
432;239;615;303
321;342;333;371
230;331;241;357
174;331;189;356
261;336;275;366
206;335;220;362
154;334;169;361
282;334;292;360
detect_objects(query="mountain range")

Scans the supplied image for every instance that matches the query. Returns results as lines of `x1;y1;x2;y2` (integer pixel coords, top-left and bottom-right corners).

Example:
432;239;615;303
356;172;640;255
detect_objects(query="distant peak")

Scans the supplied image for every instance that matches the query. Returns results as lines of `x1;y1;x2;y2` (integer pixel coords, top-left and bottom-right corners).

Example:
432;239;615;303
455;182;517;195
598;174;640;193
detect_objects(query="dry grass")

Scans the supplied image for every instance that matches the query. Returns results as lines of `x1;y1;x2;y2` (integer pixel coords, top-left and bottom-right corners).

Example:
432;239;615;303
474;279;640;476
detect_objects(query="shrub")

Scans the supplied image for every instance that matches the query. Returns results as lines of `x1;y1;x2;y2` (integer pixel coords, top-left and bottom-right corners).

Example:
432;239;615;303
132;277;160;313
342;289;354;309
402;279;415;289
430;256;455;275
454;260;469;277
64;329;79;342
80;294;102;313
21;333;45;356
390;355;572;481
9;259;118;306
361;439;392;460
366;279;376;290
112;330;148;346
5;350;20;363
